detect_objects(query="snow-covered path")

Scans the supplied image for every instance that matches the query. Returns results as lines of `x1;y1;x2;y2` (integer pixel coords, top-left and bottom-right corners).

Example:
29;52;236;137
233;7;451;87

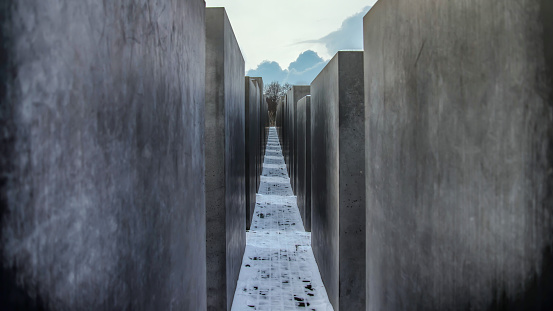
232;127;333;311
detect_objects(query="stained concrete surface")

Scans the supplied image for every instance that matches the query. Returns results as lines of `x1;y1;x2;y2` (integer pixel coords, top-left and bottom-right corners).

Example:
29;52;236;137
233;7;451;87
311;51;365;311
252;78;265;194
364;0;553;310
286;86;310;195
245;77;260;230
232;128;333;311
283;94;291;176
245;76;266;231
205;7;246;311
276;96;286;158
0;0;207;310
254;79;262;194
296;96;312;232
260;81;269;186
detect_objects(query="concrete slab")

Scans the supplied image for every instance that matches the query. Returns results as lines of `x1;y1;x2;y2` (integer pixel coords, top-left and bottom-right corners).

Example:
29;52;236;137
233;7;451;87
245;77;259;230
364;1;553;310
297;96;312;232
251;78;264;193
284;93;290;175
261;87;269;172
286;86;310;195
0;0;207;310
206;7;246;311
276;96;286;150
311;51;365;311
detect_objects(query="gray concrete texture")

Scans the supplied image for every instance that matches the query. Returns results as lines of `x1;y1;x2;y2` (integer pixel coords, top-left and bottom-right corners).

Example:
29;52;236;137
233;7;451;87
284;92;292;188
311;51;366;311
262;88;269;187
284;93;293;179
205;7;246;311
296;96;312;232
364;0;553;310
286;86;310;195
0;0;207;310
252;78;265;193
245;77;260;230
244;76;266;230
283;93;291;175
276;96;286;150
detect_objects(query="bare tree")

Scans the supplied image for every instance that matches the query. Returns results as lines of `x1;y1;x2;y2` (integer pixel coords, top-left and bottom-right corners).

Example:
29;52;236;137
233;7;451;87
264;82;291;126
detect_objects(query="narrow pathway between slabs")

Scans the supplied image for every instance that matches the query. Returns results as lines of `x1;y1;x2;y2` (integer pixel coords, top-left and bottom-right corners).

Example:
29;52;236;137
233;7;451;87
232;127;334;311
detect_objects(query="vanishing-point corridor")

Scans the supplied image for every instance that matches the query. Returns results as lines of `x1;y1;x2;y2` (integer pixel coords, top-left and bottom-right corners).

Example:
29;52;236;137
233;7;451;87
2;1;553;310
232;128;333;311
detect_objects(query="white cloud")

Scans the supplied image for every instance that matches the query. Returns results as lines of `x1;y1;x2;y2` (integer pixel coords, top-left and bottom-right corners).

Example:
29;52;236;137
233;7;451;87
205;0;377;70
246;61;288;84
247;50;327;85
313;6;372;55
245;5;373;85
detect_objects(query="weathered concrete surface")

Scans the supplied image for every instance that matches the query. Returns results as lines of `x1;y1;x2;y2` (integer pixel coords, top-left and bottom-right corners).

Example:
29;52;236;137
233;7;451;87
260;86;269;171
311;51;365;311
245;77;259;230
286;86;310;195
0;0;207;310
276;96;286;155
284;93;291;175
205;7;246;311
252;78;264;193
244;76;265;230
364;1;553;310
297;96;312;232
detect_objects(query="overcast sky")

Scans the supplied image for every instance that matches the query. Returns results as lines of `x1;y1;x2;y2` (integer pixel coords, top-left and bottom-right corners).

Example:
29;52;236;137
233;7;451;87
205;0;377;84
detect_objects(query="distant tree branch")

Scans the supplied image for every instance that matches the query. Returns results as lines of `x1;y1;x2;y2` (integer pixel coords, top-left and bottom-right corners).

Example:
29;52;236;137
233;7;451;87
264;82;291;126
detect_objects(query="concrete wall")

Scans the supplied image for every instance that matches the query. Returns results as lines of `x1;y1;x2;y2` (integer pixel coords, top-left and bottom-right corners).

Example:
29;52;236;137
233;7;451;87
0;0;207;310
261;87;269;168
245;77;259;230
297;96;312;232
287;86;310;194
285;91;293;188
205;7;246;311
252;78;264;193
311;51;365;311
277;96;286;152
244;76;265;230
276;96;283;145
364;0;553;310
284;93;291;175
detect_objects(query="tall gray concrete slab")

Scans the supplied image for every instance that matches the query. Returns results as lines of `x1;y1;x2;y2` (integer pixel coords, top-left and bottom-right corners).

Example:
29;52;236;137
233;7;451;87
283;94;290;170
205;7;246;311
252;78;264;193
0;0;207;310
280;95;286;146
280;96;285;144
276;102;280;143
276;96;285;144
245;77;259;230
297;96;312;232
279;94;287;152
285;93;291;177
263;91;269;160
261;89;269;166
311;51;365;311
287;86;310;195
284;93;290;171
364;1;553;310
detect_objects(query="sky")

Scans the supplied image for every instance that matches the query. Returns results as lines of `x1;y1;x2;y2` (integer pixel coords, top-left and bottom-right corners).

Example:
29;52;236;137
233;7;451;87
205;0;377;85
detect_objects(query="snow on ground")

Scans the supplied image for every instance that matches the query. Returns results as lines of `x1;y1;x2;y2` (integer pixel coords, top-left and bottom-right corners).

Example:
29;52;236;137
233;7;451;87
232;128;334;311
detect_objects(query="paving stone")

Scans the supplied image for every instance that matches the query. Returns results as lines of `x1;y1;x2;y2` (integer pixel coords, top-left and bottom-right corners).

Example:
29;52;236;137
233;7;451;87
232;128;333;311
